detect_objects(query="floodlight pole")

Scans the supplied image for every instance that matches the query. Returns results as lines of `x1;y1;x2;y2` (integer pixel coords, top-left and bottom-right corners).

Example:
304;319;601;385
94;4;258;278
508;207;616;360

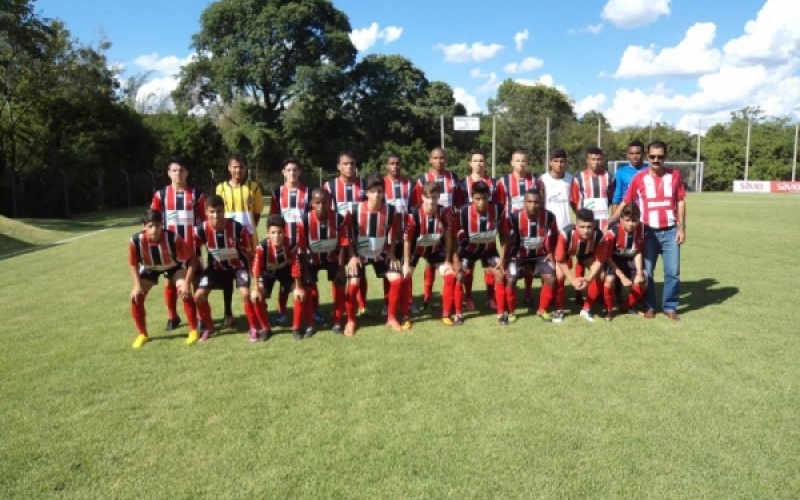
597;117;602;147
744;118;752;181
792;123;798;182
440;114;445;150
696;120;702;192
545;116;551;172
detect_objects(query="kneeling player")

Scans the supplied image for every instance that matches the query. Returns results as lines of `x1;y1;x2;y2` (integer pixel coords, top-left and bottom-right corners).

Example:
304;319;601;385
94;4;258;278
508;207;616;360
402;182;456;328
299;188;350;334
553;209;610;323
128;209;198;349
252;215;306;339
603;204;648;320
193;195;265;342
344;174;403;335
503;189;559;323
454;181;509;325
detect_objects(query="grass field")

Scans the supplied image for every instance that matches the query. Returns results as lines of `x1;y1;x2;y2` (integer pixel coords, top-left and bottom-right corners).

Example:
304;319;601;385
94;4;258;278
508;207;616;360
2;193;799;499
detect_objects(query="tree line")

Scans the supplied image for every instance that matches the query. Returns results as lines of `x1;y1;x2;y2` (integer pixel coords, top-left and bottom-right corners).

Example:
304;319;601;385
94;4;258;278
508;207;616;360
2;0;797;217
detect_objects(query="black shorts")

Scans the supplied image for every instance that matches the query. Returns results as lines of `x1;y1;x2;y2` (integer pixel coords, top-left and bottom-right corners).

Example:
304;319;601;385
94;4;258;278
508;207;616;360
198;268;250;289
258;267;295;298
508;257;554;280
459;248;500;270
138;265;182;284
306;261;343;285
605;256;647;280
409;251;446;268
348;259;398;279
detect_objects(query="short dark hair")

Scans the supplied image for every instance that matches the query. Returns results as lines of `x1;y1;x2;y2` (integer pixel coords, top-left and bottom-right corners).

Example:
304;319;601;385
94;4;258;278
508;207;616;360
429;147;446;157
586;146;604;156
575;208;595;224
365;174;383;190
141;209;163;224
511;148;528;158
267;214;285;229
620;204;641;221
167;156;186;169
206;194;225;209
524;188;541;198
627;140;645;150
311;187;327;199
550;149;567;159
337;150;355;163
227;153;246;166
421;181;441;198
648;141;668;154
281;157;300;169
386;153;401;164
471;180;490;197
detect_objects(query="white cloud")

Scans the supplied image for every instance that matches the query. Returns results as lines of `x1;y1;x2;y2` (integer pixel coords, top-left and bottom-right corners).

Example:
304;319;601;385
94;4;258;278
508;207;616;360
469;68;484;78
128;53;199;111
504;57;544;74
435;42;504;63
614;22;722;78
601;0;670;29
349;23;404;52
453;87;481;114
575;94;608;115
515;74;569;95
476;71;500;94
568;23;604;35
134;53;196;76
514;29;529;51
723;0;800;67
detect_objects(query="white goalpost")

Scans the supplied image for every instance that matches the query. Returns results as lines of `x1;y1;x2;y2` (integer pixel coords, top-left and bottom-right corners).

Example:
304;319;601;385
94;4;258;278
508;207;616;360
607;161;705;192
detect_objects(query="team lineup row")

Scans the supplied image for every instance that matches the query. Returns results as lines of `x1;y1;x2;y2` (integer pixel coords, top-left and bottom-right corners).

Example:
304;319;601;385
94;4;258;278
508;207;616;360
130;142;687;348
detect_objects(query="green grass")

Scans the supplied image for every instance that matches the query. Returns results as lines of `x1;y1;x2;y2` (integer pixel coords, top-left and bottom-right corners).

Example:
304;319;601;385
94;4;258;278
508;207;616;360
2;193;799;499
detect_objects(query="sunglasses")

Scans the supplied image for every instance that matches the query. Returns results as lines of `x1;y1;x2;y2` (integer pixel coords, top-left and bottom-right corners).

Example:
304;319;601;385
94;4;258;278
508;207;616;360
648;154;665;160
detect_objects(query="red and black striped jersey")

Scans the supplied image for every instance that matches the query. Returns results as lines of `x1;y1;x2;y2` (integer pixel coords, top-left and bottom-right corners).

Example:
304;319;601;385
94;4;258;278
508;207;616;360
129;229;192;271
459;174;498;205
270;184;310;249
252;239;301;278
495;173;539;214
384;175;415;218
575;169;614;230
554;225;609;263
150;186;205;253
412;170;464;209
194;219;252;271
605;221;647;259
455;203;508;255
324;177;365;216
404;206;454;258
298;209;350;265
507;209;559;259
350;201;399;262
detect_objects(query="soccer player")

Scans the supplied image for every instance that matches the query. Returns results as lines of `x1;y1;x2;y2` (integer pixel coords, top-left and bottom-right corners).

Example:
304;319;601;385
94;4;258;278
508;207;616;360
383;153;415;317
503;189;559;323
538;149;578;230
251;215;306;340
150;157;206;330
269;157;311;325
411;147;464;313
403;182;456;328
458;149;498;311
575;146;614;231
454;180;509;325
298;188;350;335
324;151;367;315
614;141;686;321
553;208;610;323
611;140;649;213
495;149;539;309
215;154;264;329
603;204;648;321
344;174;403;335
193;195;263;342
128;209;198;349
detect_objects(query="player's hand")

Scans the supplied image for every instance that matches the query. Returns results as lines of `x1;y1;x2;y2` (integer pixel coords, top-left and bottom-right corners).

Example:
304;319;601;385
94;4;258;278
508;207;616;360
620;277;632;288
130;286;144;303
572;277;587;290
441;262;453;275
676;228;686;245
634;273;646;286
294;287;306;301
402;264;413;278
346;256;361;275
388;256;401;272
250;290;262;302
178;283;191;300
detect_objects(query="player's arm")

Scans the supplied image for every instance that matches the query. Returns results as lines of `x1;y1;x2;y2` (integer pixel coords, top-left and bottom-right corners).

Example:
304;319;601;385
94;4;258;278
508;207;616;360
611;171;625;211
346;215;361;275
554;232;576;285
250;244;264;301
676;199;686;244
495;208;508;271
442;214;454;273
128;242;144;302
585;239;609;282
174;236;194;298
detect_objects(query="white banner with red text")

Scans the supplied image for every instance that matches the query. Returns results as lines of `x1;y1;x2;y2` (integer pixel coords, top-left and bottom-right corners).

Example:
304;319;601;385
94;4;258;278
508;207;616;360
733;180;800;194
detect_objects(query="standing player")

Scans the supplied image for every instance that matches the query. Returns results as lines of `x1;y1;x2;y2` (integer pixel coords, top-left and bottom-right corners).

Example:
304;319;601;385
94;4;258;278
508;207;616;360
553;209;610;323
324;151;367;315
269;157;311;325
402;182;456;328
538;149;578;231
128;210;198;349
150;157;205;330
215;154;264;329
343;174;403;335
454;181;509;325
193;195;263;342
458;149;498;311
503;189;559;323
495;149;539;309
251;215;306;340
411;147;464;312
603;204;648;321
298;188;351;335
383;154;415;317
611;140;648;213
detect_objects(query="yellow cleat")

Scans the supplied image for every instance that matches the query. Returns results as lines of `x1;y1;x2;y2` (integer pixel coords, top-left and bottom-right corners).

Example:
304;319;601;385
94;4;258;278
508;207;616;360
186;330;200;345
132;334;148;349
401;320;412;331
441;317;455;326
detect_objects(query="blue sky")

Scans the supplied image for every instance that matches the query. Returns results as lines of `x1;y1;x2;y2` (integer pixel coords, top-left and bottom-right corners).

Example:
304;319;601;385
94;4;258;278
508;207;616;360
37;0;800;132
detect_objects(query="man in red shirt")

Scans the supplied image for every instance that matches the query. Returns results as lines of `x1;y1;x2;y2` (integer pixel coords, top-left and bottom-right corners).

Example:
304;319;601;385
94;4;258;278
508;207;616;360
613;140;686;321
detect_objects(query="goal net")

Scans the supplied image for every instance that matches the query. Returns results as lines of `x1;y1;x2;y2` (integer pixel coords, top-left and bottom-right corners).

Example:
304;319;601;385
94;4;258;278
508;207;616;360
607;161;705;192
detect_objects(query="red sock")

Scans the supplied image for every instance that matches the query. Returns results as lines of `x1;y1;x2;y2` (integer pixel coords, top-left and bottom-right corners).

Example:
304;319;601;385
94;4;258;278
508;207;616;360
627;284;644;308
538;284;554;312
293;297;304;330
555;278;566;311
243;300;258;330
254;299;271;330
346;282;359;322
197;300;213;330
506;282;517;312
524;273;533;300
131;300;147;335
387;279;401;321
423;265;435;301
494;280;506;315
442;273;455;318
485;272;496;305
383;278;390;308
584;279;600;310
603;285;615;312
307;286;318;325
182;296;198;331
164;283;178;320
332;283;344;323
279;289;288;315
464;271;474;300
358;279;367;310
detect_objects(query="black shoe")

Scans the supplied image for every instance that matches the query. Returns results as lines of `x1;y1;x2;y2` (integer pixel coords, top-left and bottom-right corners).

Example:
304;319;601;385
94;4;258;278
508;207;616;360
166;317;181;331
421;301;430;312
497;314;509;326
291;329;303;340
259;329;272;342
332;324;343;335
303;327;315;339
